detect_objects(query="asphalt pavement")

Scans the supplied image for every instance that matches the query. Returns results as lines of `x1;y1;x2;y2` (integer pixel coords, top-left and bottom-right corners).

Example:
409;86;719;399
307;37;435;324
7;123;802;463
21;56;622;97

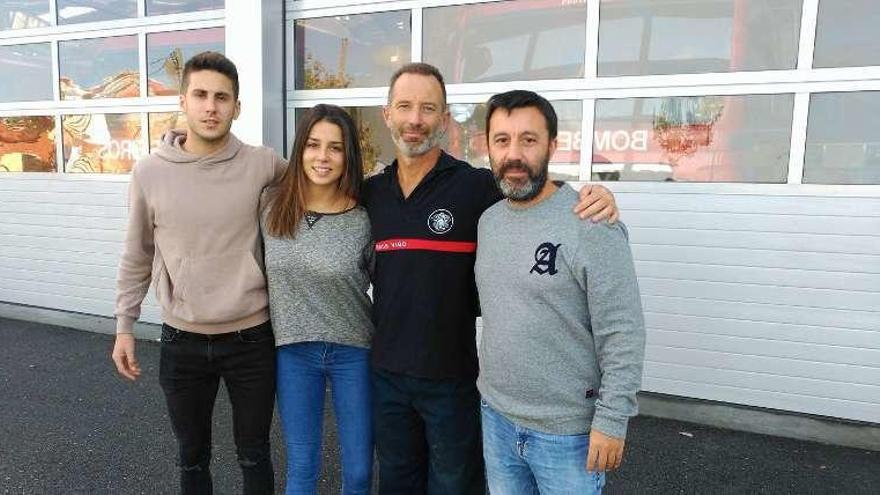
1;317;877;494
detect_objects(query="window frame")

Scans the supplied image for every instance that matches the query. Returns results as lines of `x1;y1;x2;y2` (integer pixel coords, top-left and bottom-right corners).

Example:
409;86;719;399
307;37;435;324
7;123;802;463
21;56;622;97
285;0;880;193
0;0;224;177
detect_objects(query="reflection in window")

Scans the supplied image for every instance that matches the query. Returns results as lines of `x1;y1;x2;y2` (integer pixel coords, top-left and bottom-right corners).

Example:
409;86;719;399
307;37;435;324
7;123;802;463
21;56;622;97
294;11;410;89
147;28;225;96
592;94;793;183
804;92;880;185
424;0;586;83
146;0;223;16
0;116;56;172
446;101;582;181
814;0;880;68
0;1;50;30
149;112;188;152
599;0;801;76
59;36;139;100
293;107;391;175
0;43;52;102
56;0;136;24
62;113;144;173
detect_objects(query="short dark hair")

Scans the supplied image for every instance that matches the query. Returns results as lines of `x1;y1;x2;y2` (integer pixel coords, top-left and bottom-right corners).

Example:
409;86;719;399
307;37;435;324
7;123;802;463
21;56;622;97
181;51;240;99
485;90;558;141
387;62;447;106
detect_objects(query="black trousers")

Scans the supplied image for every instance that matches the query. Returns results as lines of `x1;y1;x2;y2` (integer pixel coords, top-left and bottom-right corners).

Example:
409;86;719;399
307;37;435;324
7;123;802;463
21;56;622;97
158;321;276;495
371;368;485;495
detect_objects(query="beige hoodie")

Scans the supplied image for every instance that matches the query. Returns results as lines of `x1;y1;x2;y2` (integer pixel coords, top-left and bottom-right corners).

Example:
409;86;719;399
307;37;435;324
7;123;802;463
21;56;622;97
114;132;286;334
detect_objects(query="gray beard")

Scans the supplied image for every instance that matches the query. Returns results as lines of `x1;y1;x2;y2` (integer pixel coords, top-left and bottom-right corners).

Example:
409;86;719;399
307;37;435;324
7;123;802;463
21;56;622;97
496;164;548;202
392;127;446;157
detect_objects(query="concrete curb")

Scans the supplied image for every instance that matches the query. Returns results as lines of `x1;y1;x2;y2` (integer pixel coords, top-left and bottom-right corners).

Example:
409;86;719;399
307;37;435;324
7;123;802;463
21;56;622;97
0;302;161;341
638;392;880;452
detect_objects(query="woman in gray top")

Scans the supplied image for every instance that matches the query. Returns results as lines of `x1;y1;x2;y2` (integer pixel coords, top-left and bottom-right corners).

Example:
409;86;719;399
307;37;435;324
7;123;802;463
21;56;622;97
261;104;374;495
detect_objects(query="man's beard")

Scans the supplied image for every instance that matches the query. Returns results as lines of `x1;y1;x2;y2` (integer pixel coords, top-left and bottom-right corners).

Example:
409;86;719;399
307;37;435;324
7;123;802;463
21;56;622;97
494;156;549;202
391;123;445;157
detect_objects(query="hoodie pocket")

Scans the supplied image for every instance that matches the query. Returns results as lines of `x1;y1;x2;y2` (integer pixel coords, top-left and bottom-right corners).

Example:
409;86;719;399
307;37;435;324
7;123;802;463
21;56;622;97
152;254;178;310
170;251;268;324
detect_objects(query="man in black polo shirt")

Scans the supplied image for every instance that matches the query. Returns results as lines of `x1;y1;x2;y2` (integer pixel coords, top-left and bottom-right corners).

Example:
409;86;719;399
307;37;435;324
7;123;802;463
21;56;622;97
363;63;619;494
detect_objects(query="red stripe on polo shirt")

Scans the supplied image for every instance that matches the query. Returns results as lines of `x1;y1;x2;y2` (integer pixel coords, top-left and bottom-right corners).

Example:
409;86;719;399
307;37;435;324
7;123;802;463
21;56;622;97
375;238;477;253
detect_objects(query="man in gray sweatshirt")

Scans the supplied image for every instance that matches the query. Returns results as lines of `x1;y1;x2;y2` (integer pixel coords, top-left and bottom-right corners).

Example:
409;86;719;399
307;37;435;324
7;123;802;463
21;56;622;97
475;90;646;494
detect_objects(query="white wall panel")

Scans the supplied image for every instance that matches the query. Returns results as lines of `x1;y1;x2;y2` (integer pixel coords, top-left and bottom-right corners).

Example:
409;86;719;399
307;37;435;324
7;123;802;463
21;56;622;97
0;175;161;325
645;313;880;349
630;229;880;255
614;189;880;423
633;245;879;273
644;377;878;423
643;296;880;332
636;261;880;292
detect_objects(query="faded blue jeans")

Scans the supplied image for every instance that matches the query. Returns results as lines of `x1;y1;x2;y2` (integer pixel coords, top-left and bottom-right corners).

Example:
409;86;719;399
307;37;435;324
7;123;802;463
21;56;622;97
276;342;373;495
481;399;606;495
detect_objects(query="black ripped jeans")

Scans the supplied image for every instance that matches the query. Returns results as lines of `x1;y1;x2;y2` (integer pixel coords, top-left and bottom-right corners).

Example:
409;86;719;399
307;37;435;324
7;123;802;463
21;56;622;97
159;321;276;495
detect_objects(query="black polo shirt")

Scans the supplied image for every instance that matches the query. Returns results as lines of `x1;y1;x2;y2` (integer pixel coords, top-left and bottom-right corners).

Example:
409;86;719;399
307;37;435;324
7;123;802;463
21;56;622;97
363;151;502;379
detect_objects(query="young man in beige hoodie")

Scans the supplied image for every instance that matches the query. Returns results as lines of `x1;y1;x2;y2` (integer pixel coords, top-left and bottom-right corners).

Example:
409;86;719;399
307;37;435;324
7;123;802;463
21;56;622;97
110;52;284;495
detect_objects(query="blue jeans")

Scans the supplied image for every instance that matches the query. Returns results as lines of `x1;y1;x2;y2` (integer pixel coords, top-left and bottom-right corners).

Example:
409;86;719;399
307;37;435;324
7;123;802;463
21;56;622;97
481;400;605;495
371;368;485;495
276;342;373;495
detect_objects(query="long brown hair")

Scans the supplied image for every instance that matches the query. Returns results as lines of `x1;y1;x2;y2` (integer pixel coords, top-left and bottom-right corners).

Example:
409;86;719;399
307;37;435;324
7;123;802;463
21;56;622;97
264;104;364;238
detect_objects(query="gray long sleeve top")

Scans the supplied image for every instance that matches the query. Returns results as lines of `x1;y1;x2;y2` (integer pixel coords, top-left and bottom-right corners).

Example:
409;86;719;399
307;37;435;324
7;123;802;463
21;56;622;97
475;184;646;438
262;206;374;349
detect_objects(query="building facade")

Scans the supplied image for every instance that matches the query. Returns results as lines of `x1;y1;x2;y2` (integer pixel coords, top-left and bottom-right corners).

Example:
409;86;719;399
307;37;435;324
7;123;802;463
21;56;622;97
1;0;878;425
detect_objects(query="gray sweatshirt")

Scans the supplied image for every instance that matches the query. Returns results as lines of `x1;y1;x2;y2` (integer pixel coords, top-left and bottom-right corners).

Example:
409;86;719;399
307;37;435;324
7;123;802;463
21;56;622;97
475;184;646;438
262;206;374;349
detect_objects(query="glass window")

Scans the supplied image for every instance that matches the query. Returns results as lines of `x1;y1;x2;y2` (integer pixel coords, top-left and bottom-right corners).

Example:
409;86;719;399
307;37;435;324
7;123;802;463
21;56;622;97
62;113;144;173
59;36;139;100
56;0;137;24
592;94;793;183
804;92;880;185
446;101;582;181
294;11;410;89
598;0;802;76
146;0;223;16
0;116;56;172
0;1;50;30
148;112;187;152
147;28;225;96
0;43;52;102
814;0;880;68
424;0;587;83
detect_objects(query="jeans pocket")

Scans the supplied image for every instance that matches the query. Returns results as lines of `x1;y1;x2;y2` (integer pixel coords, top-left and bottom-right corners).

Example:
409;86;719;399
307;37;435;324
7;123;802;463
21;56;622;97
160;325;180;343
236;323;273;344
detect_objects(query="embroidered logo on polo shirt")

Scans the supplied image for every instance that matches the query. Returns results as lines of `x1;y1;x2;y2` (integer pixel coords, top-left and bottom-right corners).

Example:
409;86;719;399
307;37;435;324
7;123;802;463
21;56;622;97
427;209;454;234
530;242;561;275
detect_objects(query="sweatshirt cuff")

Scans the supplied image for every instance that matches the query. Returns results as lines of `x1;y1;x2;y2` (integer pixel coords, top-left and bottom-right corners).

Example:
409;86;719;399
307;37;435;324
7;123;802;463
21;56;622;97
116;315;136;335
591;409;630;439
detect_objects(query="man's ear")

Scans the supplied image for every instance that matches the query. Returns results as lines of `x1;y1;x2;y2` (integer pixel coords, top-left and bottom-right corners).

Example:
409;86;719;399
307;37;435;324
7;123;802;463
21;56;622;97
440;107;451;133
382;105;392;128
233;100;241;120
549;137;558;159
